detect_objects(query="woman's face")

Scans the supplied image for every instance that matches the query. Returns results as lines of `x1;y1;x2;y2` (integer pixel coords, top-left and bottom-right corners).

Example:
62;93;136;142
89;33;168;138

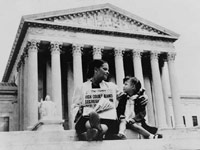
94;63;109;81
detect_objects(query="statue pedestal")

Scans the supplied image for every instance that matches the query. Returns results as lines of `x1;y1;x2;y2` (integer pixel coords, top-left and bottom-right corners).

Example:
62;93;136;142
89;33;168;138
36;95;64;131
36;119;64;131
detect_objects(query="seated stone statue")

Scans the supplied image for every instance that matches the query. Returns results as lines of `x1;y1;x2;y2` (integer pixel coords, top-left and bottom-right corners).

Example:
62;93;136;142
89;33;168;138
39;95;57;120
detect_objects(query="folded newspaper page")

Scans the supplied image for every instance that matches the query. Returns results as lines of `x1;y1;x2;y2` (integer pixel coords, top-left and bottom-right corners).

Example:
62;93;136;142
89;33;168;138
94;96;114;113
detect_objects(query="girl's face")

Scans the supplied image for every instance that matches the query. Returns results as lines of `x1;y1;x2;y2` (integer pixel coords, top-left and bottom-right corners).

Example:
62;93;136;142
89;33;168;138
94;63;109;81
123;80;137;95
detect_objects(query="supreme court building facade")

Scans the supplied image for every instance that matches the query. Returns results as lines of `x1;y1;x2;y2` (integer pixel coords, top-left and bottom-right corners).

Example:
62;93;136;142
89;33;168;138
1;3;186;131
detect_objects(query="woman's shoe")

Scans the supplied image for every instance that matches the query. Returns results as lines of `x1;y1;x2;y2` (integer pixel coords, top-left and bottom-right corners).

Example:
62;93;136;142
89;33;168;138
86;128;98;141
96;130;104;141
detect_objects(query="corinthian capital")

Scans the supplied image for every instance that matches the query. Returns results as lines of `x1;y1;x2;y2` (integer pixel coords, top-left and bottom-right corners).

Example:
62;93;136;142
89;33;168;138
19;47;28;65
132;49;143;58
23;47;28;58
93;46;103;56
167;52;176;62
17;58;23;72
72;44;83;56
27;39;39;53
114;48;124;57
50;42;62;54
150;51;160;60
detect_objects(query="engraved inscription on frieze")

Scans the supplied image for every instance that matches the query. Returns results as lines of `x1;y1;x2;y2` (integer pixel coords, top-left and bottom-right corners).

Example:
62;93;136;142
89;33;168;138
39;9;167;35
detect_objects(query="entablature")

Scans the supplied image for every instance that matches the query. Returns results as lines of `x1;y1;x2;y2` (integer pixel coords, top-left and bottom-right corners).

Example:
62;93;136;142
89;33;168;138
26;27;175;52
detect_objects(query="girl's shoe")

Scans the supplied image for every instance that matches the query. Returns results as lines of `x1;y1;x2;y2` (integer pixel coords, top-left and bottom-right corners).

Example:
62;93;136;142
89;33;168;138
153;134;163;139
113;133;126;140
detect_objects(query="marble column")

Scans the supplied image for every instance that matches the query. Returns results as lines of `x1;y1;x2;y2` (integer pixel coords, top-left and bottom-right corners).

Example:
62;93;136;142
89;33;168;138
23;50;28;130
144;77;156;126
67;62;74;129
132;49;144;87
114;48;125;91
46;60;52;98
17;55;24;130
150;51;167;128
72;44;83;88
51;42;62;119
93;46;102;59
161;60;172;127
26;40;39;129
167;52;184;128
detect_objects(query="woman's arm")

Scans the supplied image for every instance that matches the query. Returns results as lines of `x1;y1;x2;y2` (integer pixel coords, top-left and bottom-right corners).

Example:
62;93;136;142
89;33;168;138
134;93;148;122
71;85;84;122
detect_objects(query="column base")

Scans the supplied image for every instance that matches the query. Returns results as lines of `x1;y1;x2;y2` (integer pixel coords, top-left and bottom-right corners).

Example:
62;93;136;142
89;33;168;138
29;119;64;131
158;124;169;129
174;124;185;129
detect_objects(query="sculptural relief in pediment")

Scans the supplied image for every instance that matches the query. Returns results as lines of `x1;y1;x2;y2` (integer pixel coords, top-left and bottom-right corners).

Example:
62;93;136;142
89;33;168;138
38;9;168;36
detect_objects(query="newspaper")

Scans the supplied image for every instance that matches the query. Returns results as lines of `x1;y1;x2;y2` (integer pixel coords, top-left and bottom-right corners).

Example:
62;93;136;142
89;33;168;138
82;89;116;119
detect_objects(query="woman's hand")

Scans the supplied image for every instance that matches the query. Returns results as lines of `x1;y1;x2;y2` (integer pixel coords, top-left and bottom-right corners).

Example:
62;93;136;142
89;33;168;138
138;94;148;106
78;105;85;113
128;118;136;124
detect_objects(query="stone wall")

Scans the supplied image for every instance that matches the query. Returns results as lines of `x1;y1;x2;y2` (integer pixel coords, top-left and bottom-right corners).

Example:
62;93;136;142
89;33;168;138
0;83;18;131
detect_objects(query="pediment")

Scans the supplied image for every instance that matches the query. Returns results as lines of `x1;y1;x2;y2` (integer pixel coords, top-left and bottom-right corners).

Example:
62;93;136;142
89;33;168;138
23;3;179;38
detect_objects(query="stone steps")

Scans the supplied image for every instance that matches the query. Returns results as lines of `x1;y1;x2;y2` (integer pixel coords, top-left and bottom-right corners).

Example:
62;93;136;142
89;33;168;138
1;138;200;150
0;128;200;150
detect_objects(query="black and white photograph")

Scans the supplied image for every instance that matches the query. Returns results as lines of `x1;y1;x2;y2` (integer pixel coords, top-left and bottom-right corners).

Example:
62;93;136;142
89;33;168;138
0;0;200;149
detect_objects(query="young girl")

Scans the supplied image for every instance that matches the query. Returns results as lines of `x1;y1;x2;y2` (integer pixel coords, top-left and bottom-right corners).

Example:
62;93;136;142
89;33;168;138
116;76;162;139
